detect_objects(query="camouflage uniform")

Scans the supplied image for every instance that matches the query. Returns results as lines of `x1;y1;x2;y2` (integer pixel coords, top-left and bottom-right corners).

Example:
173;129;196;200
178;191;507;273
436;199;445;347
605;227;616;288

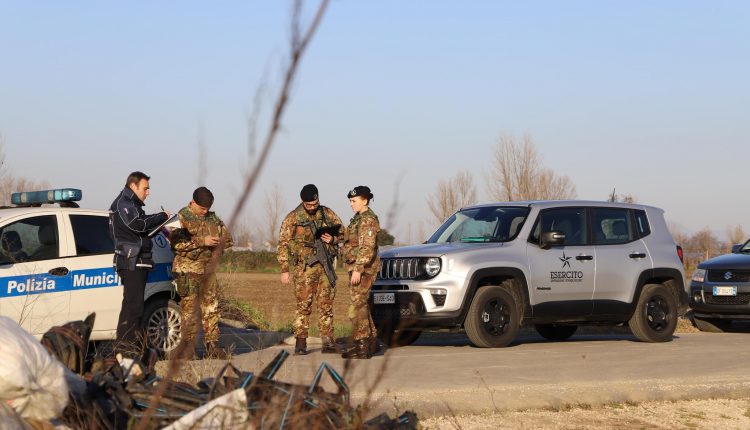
170;206;233;348
342;207;381;341
277;204;343;339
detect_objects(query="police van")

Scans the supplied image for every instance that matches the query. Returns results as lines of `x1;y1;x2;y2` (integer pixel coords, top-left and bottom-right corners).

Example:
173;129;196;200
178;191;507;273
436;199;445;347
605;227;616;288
0;189;182;355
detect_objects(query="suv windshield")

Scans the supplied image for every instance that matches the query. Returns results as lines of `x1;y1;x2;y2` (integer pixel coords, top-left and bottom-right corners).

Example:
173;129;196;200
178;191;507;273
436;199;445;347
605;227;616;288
426;206;530;244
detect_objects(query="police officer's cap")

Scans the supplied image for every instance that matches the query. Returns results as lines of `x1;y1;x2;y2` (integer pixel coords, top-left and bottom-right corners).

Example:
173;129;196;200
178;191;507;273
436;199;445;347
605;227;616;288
347;186;373;200
193;186;214;208
300;184;319;202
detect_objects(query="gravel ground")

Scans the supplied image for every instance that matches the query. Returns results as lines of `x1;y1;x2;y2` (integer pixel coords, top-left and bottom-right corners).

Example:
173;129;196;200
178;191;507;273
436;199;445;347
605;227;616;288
421;397;750;429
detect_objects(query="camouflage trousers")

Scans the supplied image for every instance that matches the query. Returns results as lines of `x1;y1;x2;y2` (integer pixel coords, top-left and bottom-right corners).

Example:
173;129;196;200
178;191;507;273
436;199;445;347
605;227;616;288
293;264;335;339
173;272;221;345
348;272;377;341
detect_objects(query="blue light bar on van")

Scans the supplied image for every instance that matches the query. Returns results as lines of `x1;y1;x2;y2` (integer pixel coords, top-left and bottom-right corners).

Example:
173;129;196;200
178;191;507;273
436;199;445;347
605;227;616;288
11;189;82;206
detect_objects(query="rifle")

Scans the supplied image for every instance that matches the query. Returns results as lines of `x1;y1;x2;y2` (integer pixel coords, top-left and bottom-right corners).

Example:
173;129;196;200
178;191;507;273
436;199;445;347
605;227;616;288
303;221;339;287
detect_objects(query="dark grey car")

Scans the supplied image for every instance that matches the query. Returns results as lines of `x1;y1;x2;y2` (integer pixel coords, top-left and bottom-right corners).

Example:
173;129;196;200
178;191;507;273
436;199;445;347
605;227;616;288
689;239;750;332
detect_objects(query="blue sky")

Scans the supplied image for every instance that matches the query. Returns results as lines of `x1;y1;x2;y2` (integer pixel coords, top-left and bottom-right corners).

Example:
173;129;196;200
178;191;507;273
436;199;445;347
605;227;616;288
1;1;748;244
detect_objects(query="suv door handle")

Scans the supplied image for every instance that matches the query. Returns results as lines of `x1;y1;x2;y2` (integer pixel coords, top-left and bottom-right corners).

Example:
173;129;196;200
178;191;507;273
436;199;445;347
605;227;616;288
629;253;646;259
48;267;69;276
576;255;593;261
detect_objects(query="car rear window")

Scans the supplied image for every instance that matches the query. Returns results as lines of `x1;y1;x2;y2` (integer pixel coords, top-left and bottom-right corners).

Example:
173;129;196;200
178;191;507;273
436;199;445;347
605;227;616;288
634;210;651;238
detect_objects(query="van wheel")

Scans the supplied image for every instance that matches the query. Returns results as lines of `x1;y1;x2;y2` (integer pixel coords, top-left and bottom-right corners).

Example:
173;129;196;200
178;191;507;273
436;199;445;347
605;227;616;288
143;297;183;356
693;316;731;333
464;285;520;348
629;283;677;342
535;324;578;341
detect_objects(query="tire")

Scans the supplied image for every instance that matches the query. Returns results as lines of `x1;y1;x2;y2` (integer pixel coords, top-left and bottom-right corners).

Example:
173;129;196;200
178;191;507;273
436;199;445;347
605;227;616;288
143;297;183;356
628;283;677;342
464;285;520;348
535;324;578;341
693;316;731;333
377;328;422;348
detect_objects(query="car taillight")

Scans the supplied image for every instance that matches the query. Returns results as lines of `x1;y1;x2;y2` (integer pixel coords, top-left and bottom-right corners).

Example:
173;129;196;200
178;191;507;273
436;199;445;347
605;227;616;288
676;245;684;263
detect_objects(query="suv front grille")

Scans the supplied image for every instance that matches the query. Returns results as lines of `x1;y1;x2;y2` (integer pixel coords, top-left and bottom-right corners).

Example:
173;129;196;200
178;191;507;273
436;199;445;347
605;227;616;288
379;258;421;280
707;270;750;283
705;293;750;305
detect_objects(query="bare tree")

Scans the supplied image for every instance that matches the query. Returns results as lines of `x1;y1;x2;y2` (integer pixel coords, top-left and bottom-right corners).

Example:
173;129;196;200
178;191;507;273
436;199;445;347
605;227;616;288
427;170;477;224
259;183;283;249
686;227;721;261
231;221;253;249
607;188;637;203
487;133;576;201
0;134;6;179
727;224;746;245
0;137;50;205
137;1;330;428
667;221;689;247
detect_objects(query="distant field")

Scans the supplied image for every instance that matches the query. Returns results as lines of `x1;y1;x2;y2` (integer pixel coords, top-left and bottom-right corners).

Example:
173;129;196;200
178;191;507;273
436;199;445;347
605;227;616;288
217;271;354;336
217;271;697;337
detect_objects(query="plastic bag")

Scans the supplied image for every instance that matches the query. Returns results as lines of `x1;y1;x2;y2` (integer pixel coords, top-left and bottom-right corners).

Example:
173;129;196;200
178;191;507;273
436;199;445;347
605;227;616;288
0;316;69;420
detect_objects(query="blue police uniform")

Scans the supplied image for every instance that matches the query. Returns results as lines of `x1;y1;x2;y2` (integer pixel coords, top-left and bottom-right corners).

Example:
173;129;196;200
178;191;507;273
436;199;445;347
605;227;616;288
109;187;167;354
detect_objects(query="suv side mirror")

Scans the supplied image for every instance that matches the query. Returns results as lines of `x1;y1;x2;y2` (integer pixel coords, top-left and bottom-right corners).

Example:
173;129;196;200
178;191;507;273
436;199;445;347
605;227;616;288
540;231;565;250
732;244;742;254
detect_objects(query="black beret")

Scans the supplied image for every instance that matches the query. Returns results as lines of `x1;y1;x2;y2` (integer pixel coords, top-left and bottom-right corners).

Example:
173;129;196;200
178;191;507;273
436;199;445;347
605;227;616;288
300;184;319;202
193;186;214;208
347;185;373;200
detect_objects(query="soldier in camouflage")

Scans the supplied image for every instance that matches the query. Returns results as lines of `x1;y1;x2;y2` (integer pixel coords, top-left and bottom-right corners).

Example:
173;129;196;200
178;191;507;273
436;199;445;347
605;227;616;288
170;187;233;359
341;185;382;359
277;184;344;355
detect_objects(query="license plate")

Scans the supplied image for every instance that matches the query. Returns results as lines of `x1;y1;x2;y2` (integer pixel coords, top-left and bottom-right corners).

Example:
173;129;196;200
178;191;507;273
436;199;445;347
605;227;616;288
373;292;395;304
713;286;737;296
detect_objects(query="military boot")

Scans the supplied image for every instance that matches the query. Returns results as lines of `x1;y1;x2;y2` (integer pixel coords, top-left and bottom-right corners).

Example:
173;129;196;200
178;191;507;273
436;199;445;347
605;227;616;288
321;336;339;354
341;339;372;359
294;337;308;355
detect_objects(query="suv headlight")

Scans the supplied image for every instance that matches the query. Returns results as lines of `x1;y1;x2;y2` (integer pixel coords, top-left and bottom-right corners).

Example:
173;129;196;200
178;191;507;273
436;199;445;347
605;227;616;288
424;257;441;278
691;269;706;283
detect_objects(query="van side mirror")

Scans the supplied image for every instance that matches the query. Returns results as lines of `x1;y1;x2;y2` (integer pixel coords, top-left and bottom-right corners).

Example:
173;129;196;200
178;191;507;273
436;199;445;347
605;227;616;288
540;231;565;250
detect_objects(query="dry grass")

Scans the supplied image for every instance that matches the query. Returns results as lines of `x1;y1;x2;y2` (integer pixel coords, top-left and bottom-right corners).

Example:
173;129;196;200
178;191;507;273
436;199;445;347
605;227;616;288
218;272;699;338
218;271;354;335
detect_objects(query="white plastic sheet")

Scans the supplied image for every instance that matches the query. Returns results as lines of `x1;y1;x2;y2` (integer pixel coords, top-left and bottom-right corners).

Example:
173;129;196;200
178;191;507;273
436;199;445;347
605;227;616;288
161;388;249;430
0;316;68;420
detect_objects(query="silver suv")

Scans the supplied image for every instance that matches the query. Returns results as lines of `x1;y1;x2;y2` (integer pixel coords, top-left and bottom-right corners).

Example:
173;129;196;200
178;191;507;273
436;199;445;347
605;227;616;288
371;201;687;347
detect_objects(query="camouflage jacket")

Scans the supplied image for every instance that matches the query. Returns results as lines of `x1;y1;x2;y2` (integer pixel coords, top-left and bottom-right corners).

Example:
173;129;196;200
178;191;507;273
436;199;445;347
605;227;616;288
342;208;380;275
171;206;233;274
277;204;343;273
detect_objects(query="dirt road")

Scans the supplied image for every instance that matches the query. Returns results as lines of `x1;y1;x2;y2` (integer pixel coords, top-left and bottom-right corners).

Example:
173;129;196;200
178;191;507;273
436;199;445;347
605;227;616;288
213;272;750;428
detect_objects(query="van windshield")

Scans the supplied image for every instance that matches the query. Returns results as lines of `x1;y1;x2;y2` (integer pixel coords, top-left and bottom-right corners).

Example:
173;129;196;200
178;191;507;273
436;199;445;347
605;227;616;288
426;206;530;244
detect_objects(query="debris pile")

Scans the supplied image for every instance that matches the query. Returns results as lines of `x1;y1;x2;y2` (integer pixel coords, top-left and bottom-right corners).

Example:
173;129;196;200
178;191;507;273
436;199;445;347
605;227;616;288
0;315;418;429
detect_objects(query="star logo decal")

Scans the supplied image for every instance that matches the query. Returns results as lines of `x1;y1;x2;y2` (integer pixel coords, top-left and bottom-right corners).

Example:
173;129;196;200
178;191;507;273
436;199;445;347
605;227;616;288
560;252;572;269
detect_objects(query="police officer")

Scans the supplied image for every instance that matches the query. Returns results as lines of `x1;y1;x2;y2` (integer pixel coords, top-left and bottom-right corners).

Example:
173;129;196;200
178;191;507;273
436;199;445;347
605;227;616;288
341;186;381;359
170;187;233;359
109;171;170;356
277;184;343;355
